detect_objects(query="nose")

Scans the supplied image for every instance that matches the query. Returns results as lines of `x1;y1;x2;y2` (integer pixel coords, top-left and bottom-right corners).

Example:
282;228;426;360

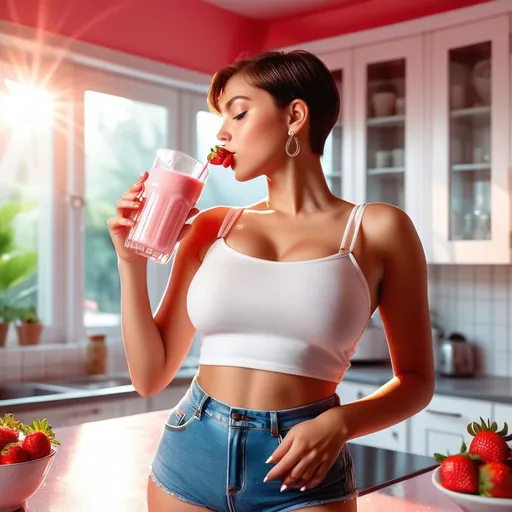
216;122;231;144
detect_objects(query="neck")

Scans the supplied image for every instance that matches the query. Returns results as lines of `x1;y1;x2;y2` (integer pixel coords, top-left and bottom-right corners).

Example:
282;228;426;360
265;153;336;217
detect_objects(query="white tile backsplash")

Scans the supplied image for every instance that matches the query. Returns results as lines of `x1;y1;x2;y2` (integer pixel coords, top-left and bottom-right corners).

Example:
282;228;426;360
428;265;512;377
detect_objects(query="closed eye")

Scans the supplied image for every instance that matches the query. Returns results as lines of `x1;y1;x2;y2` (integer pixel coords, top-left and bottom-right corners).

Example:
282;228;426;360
233;111;247;121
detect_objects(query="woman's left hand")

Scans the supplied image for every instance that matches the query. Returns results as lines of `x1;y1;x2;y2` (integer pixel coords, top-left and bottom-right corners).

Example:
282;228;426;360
263;407;347;492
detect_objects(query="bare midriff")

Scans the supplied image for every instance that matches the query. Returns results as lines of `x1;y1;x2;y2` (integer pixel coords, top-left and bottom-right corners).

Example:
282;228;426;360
196;365;339;410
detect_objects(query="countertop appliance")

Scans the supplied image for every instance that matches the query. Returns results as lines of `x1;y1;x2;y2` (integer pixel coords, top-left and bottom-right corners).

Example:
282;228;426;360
351;325;390;363
436;332;476;377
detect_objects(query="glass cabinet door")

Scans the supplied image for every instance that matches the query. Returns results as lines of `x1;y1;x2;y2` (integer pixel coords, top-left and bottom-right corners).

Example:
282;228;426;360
319;51;353;202
353;36;424;230
431;17;509;263
322;69;343;198
364;59;406;208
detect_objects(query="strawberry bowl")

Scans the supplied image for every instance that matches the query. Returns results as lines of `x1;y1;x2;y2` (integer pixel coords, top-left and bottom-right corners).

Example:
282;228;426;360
432;466;512;512
0;449;56;512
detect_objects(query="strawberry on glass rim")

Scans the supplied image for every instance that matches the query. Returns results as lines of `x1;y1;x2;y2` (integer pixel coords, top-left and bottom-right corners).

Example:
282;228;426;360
207;145;234;168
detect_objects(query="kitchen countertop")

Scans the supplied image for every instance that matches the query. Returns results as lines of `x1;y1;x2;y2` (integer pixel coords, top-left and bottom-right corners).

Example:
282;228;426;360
344;363;512;404
18;410;440;512
2;363;511;411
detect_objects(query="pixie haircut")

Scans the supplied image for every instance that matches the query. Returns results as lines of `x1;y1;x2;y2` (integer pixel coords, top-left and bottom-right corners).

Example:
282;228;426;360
207;50;340;155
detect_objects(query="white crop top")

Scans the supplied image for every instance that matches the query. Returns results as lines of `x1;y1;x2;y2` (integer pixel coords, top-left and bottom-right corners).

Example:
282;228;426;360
186;204;372;383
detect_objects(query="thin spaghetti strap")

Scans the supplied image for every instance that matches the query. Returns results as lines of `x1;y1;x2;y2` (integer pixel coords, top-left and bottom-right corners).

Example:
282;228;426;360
349;203;368;252
217;207;245;239
339;204;359;251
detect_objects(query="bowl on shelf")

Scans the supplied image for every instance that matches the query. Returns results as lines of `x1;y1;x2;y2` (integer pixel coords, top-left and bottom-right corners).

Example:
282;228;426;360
431;465;512;512
472;59;491;105
0;450;56;512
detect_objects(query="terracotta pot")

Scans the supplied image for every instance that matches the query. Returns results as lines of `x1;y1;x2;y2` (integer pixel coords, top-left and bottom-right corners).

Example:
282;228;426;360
16;322;43;346
0;323;8;348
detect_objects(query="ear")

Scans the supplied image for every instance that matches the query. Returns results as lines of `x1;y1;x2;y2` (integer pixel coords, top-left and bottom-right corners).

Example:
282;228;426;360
287;99;308;135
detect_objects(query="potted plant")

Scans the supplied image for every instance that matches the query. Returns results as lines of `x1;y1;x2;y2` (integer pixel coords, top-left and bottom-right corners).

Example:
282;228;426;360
15;306;43;346
0;201;38;347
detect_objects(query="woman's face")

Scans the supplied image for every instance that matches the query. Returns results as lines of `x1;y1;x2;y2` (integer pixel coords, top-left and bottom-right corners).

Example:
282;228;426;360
216;73;291;182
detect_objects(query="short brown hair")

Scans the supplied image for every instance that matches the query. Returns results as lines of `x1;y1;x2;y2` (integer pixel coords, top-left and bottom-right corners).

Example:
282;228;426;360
207;50;339;155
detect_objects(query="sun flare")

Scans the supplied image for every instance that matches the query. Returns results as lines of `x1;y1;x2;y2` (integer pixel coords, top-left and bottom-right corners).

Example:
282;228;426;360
3;79;54;129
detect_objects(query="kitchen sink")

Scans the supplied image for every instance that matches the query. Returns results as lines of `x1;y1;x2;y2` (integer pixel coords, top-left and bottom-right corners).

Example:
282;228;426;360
0;382;73;401
48;375;134;390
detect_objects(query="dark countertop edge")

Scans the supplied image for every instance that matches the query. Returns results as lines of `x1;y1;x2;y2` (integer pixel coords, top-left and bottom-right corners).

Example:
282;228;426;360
0;373;195;412
356;465;437;496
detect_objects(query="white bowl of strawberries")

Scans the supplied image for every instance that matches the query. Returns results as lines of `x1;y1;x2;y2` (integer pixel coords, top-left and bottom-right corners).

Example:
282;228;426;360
0;413;60;512
432;418;512;512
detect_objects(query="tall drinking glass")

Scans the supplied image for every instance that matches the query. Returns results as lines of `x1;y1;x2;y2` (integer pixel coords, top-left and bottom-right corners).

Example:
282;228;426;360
124;149;208;264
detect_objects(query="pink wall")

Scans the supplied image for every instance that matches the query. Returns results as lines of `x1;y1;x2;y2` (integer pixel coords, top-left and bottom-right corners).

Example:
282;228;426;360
0;0;266;75
264;0;492;49
0;0;492;75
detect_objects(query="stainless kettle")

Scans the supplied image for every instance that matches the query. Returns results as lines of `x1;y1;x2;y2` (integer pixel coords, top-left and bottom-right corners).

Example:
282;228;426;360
436;332;476;377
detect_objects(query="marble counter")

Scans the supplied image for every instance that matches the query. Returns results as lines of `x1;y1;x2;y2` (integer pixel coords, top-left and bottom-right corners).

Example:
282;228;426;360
12;410;448;512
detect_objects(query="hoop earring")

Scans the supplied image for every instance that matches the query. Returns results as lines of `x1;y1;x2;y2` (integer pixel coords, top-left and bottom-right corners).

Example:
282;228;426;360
285;130;300;158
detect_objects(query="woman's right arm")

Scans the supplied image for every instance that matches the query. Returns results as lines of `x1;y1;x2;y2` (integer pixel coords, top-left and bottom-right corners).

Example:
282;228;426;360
108;172;224;395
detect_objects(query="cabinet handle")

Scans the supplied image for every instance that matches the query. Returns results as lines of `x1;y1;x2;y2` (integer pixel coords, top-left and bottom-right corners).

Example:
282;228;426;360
69;407;101;417
426;409;462;418
392;431;399;440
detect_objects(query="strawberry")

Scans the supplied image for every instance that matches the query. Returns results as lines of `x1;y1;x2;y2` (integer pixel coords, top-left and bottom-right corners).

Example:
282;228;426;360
0;442;29;464
0;413;22;450
435;442;479;494
467;418;510;463
479;462;512;498
207;145;233;166
20;418;60;460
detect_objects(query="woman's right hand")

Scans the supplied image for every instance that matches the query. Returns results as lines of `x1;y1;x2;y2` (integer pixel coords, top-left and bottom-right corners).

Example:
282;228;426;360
107;171;200;263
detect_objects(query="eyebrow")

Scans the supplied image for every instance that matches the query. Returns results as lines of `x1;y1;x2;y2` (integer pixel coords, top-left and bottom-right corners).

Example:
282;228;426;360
223;95;251;113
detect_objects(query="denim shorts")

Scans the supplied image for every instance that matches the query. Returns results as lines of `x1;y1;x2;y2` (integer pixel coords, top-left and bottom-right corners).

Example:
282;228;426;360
149;375;358;511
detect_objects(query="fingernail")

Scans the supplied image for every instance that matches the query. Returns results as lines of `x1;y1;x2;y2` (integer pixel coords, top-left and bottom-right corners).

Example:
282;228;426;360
300;486;306;492
263;476;268;483
280;484;287;492
265;456;273;464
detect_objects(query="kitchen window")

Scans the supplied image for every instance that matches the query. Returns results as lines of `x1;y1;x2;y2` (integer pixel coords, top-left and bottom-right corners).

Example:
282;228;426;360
0;63;56;343
0;56;213;350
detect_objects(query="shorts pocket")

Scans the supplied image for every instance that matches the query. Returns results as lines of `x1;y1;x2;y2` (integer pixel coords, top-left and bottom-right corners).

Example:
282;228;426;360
164;395;198;432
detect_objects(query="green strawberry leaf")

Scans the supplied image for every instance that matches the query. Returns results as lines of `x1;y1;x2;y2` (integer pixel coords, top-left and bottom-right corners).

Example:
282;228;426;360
434;452;446;464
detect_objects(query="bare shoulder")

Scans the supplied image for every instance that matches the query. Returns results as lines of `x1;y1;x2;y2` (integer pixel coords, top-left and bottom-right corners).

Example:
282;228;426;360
186;205;240;260
362;202;425;261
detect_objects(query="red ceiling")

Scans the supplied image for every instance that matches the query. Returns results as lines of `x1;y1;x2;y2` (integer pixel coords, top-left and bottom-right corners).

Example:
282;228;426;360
0;0;492;75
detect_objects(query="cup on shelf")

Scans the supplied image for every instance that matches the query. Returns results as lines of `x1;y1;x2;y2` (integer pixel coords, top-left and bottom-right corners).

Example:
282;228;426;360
473;147;484;163
371;92;396;117
450;85;466;109
391;148;405;167
395;97;405;115
375;150;391;169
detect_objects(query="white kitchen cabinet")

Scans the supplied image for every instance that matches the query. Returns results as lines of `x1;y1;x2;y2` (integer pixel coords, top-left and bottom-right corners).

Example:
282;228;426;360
492;402;512;428
14;395;147;428
409;394;492;457
352;36;426;239
313;8;512;265
429;16;511;263
319;50;353;202
146;383;191;412
337;381;408;453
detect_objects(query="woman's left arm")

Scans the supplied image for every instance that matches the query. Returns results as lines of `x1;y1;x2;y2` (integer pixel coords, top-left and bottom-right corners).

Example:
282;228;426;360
264;205;435;491
330;204;435;441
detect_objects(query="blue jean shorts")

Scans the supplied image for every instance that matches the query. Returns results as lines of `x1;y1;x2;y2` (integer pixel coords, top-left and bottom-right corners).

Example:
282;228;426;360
149;375;358;511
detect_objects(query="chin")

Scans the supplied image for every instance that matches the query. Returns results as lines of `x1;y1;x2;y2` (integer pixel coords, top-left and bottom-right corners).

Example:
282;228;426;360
232;165;262;183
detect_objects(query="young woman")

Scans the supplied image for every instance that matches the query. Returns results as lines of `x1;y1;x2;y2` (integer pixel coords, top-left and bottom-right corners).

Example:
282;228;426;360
107;50;435;512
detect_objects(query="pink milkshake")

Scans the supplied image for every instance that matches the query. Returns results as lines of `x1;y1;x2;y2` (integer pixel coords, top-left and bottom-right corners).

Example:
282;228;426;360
124;150;207;264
